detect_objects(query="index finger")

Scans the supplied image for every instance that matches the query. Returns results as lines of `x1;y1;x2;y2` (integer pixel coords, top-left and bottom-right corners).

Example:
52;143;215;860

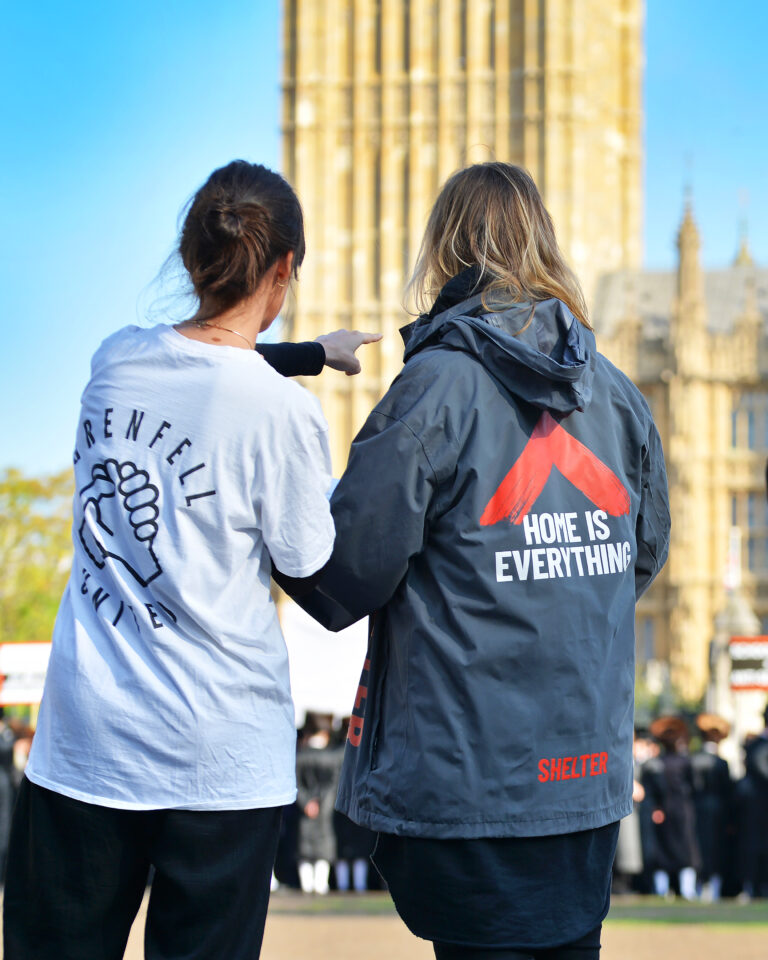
352;331;383;345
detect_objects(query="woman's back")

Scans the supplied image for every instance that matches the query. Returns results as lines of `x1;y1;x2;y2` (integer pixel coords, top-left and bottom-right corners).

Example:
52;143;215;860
27;322;334;811
313;276;668;838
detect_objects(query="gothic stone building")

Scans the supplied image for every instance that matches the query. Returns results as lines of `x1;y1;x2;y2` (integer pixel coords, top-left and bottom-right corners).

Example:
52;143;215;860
597;209;768;700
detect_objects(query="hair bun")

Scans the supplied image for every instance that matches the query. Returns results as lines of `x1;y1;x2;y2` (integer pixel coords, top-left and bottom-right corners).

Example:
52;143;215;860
215;204;246;240
180;160;305;314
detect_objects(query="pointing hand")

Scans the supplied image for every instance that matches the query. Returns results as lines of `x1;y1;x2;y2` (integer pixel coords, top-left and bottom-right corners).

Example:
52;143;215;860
314;329;383;376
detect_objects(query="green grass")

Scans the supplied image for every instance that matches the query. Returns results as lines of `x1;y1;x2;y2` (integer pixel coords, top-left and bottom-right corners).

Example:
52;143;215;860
268;891;768;925
269;891;397;916
606;896;768;926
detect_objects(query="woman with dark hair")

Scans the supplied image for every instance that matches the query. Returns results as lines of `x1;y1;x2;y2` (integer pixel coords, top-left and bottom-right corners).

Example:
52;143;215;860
285;162;670;960
3;160;377;960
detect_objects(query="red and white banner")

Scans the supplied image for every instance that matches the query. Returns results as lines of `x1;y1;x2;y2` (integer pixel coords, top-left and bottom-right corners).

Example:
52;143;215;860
730;635;768;691
0;642;53;705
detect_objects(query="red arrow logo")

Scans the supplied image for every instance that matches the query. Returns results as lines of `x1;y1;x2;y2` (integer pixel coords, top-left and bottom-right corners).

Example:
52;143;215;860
480;411;630;526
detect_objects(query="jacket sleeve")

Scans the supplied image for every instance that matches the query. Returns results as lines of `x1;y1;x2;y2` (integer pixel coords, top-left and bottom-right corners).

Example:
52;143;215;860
635;420;670;599
256;341;325;377
291;411;442;631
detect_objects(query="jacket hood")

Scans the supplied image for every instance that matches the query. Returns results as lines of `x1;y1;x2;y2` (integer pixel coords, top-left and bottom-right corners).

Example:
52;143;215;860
401;271;596;414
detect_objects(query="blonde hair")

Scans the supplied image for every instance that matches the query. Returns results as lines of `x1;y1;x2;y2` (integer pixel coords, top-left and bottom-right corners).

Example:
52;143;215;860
405;162;590;329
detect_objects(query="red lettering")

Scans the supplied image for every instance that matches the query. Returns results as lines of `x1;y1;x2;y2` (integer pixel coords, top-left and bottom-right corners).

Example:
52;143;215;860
347;716;364;747
354;684;368;709
537;751;608;783
364;658;371;670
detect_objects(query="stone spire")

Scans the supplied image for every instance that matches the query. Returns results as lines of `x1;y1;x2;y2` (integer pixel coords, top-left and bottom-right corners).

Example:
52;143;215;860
734;219;754;267
671;195;707;377
676;199;705;313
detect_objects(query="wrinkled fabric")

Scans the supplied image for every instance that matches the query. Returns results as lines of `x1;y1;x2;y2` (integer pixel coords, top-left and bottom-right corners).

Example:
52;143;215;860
28;325;335;811
299;279;670;838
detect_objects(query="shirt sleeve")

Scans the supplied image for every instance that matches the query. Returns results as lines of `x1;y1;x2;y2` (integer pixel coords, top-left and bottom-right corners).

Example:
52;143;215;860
293;410;441;631
256;342;325;377
635;420;670;598
257;406;335;579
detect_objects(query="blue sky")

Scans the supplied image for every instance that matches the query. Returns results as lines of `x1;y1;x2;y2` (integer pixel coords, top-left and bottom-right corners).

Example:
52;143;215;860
2;1;766;475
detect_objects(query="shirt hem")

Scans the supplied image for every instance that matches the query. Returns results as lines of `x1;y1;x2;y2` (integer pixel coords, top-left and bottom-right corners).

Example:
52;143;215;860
398;902;609;951
374;833;613;950
24;770;297;812
337;795;632;838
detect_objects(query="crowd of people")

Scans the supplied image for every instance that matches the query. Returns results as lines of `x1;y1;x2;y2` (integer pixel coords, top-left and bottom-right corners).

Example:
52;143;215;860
274;713;376;895
614;707;768;900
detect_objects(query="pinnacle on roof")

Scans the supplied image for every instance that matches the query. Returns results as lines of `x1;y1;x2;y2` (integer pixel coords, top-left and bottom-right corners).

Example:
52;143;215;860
734;219;754;267
677;197;700;253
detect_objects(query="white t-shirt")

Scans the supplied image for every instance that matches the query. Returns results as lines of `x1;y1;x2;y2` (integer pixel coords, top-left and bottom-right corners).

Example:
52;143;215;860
26;325;335;810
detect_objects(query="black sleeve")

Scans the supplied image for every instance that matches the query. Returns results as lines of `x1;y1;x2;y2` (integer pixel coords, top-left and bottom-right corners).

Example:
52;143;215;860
635;420;671;599
272;559;330;597
291;411;441;631
256;341;325;377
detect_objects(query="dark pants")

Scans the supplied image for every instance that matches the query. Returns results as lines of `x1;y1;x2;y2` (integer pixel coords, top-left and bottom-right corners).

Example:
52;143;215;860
4;778;281;960
433;924;602;960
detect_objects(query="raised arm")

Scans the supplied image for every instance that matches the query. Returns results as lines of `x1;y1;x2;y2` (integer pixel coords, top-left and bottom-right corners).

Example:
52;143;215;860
283;410;443;630
256;341;325;377
256;329;382;378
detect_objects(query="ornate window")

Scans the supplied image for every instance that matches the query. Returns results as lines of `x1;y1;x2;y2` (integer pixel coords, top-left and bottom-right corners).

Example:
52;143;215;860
732;491;768;577
731;391;768;452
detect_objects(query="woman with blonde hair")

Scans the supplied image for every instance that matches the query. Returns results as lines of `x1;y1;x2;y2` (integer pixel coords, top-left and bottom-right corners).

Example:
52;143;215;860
282;162;670;959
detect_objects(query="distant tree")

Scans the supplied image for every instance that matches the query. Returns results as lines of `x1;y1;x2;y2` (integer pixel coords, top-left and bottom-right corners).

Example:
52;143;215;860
0;468;73;645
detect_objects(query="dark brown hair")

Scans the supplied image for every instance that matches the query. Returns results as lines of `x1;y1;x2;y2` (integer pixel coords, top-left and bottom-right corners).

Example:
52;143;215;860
179;160;305;321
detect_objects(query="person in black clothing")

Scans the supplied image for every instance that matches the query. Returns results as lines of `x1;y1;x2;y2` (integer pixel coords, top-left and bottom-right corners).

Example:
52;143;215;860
643;716;700;899
0;709;18;878
691;714;732;901
334;717;375;892
295;713;342;895
736;703;768;899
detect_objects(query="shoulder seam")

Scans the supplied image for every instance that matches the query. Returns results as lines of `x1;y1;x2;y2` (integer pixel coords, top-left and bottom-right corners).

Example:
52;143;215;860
373;411;440;488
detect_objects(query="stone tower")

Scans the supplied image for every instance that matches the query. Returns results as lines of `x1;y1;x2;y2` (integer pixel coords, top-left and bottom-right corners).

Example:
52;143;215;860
282;0;644;470
665;205;714;699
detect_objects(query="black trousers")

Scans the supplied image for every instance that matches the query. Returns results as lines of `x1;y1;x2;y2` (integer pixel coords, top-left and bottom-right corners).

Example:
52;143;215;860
433;924;602;960
3;777;281;960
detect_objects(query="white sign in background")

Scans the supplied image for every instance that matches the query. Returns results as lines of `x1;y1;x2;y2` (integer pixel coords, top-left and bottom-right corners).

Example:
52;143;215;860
0;643;53;705
279;600;368;726
0;608;369;720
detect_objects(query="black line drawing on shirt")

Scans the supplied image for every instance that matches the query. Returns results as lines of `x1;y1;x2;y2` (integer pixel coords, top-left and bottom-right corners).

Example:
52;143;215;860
78;459;163;587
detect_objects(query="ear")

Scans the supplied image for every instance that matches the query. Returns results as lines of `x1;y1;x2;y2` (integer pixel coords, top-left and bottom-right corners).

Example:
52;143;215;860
274;251;295;286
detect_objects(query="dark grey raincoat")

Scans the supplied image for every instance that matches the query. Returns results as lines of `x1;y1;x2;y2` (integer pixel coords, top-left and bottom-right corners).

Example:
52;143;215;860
299;276;670;839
